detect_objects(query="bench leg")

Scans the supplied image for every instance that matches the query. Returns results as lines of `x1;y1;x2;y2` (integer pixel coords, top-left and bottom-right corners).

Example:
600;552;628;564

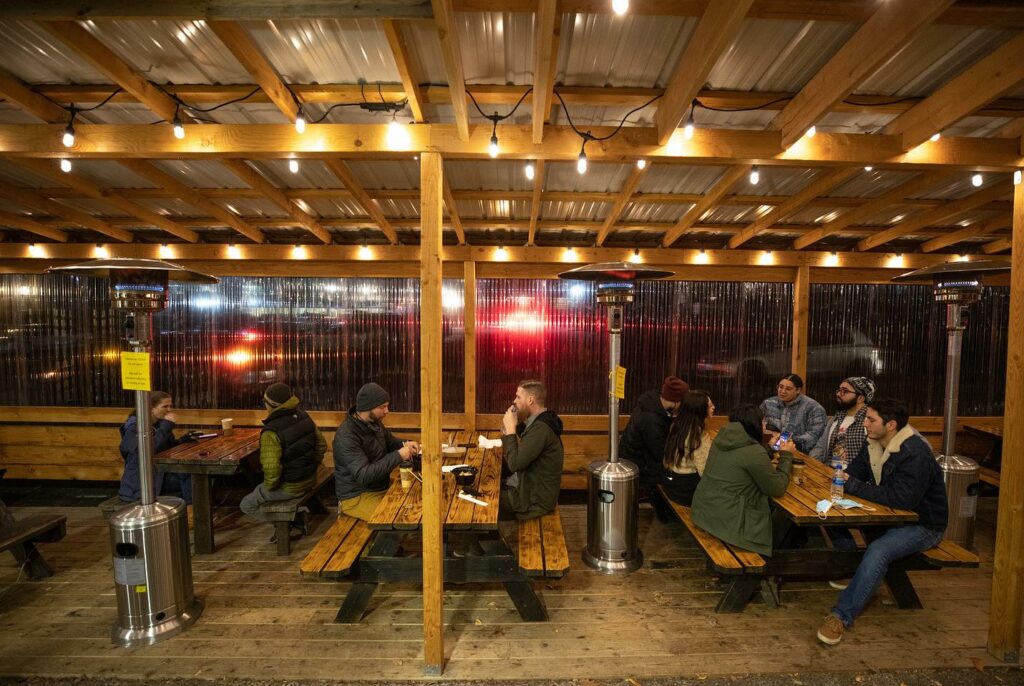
10;542;53;580
503;580;548;622
307;495;329;516
715;576;761;613
335;582;379;623
759;577;780;608
885;567;923;609
275;521;291;556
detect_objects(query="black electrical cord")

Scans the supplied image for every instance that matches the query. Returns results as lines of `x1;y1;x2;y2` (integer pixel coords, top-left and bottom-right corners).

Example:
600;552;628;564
467;86;533;123
554;89;662;142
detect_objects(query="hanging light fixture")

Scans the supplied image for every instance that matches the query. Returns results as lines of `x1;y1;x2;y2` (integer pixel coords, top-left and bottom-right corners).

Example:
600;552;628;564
612;0;629;15
636;159;647;170
172;106;185;140
295;107;307;134
60;158;72;173
525;163;535;181
288;159;300;174
577;137;589;175
683;100;696;140
62;107;76;148
749;166;760;185
971;173;983;187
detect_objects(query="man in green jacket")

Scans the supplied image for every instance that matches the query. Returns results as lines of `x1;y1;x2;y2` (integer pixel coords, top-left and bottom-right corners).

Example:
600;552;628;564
691;404;794;557
500;379;564;520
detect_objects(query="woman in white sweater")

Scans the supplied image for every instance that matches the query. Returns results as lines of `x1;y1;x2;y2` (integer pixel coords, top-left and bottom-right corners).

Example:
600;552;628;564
658;390;715;505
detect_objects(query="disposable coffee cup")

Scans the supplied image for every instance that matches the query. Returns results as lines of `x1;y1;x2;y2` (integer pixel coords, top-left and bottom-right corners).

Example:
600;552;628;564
221;418;233;435
792;462;806;485
399;466;413;491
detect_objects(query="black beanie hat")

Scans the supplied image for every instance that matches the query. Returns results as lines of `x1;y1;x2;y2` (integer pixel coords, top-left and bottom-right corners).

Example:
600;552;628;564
356;383;390;412
263;382;293;408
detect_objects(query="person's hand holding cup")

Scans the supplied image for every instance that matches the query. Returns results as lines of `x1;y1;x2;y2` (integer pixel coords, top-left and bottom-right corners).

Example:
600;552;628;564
399;441;420;460
502;404;518;435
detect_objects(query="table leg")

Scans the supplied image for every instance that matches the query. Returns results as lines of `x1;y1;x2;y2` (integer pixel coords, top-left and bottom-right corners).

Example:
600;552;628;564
10;542;53;580
334;532;404;624
192;475;214;555
715;576;761;613
885;566;923;609
503;581;548;621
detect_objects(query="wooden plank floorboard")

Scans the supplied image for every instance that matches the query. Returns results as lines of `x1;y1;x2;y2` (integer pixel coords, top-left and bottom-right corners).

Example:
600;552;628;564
0;501;1007;681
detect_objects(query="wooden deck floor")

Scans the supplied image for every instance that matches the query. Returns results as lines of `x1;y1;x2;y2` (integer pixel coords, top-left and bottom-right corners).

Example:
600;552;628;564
0;499;1007;681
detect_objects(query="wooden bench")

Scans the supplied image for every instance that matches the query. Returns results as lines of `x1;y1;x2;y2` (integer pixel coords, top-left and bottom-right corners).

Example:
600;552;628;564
299;515;373;578
0;514;67;580
262;464;334;556
517;506;570;579
979;467;1000;488
99;495;135;519
918;538;980;568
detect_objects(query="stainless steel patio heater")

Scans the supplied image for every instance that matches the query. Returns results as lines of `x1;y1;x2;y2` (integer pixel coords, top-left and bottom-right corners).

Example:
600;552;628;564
559;261;674;574
893;259;1010;549
49;258;217;646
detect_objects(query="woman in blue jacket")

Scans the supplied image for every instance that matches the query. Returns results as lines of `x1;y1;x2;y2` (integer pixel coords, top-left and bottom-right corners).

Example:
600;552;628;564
118;391;192;503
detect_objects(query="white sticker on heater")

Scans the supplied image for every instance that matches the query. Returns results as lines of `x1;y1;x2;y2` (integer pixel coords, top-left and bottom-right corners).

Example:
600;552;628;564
960;495;977;518
114;557;147;586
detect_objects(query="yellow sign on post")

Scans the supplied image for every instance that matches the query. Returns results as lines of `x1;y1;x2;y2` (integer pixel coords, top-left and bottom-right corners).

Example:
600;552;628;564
120;352;152;391
614;366;627;400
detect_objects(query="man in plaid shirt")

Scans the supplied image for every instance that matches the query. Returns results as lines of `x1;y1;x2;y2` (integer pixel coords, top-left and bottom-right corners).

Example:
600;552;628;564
810;376;875;464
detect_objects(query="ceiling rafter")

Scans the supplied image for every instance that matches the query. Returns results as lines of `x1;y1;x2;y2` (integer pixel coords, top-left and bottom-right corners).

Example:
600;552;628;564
527;160;545;246
431;0;470;140
220;159;331;244
0;68;69;124
596;164;649;246
322;158;399;244
857;181;1011;251
654;0;754;145
381;19;426;123
660;165;751;247
772;0;954;149
532;0;559;144
0;181;132;242
0;208;68;242
208;21;298;124
983;236;1011;254
441;177;466;245
729;167;860;249
920;214;1012;253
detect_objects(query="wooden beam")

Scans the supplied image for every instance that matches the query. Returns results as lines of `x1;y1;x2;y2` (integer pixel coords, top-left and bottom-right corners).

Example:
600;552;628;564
996;118;1024;139
419;150;445;674
209;21;298;124
0;181;132;242
39;21;179;122
729;167;859;248
442;176;465;245
772;0;954;149
596;164;648;246
116;160;266;243
0;209;68;242
431;0;470;141
323;159;399;244
0;68;69;123
3;123;1022;169
790;265;809;380
532;0;558;144
987;177;1024;663
220;159;331;244
661;165;750;247
463;260;476;434
920;214;1011;253
654;0;754;145
885;32;1024;150
857;181;1010;251
13;158;199;242
983;236;1012;254
381;19;426;122
527;160;545;246
792;170;953;250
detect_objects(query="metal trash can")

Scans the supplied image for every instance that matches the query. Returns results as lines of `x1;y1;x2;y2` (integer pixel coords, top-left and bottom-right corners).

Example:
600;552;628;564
938;453;980;550
583;459;642;574
110;497;202;647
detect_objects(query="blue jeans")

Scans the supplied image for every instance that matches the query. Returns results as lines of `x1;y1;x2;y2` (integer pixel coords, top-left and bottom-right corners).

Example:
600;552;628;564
832;525;944;626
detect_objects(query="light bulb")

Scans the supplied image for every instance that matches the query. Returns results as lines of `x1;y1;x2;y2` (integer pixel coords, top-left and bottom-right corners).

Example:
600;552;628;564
612;0;629;15
172;112;185;139
288;159;299;174
386;119;408;150
864;166;873;172
564;246;577;261
1015;170;1022;186
930;133;941;142
525;163;535;181
488;134;499;159
227;244;241;259
805;126;816;138
577;151;588;174
636;159;647;170
495;246;508;260
971;173;983;187
28;244;43;258
683;112;695;141
295;111;306;134
62;123;75;148
358;244;372;260
159;244;173;258
749;166;760;185
292;244;307;259
60;158;72;173
93;244;109;258
629;249;641;264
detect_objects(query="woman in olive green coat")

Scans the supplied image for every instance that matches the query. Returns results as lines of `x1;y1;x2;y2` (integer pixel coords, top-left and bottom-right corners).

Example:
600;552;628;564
691;404;794;557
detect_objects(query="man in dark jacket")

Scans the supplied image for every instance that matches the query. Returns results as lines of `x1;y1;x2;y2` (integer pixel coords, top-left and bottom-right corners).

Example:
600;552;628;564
817;398;948;646
500;379;564;520
118;390;192;504
240;382;326;537
618;376;688;496
333;383;420;520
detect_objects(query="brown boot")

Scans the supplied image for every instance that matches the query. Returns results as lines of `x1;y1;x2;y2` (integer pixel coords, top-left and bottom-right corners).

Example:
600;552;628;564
816;613;845;645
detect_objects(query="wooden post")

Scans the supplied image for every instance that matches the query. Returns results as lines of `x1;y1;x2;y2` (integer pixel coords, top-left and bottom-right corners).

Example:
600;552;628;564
464;260;477;434
419;151;445;674
791;265;810;380
988;180;1024;663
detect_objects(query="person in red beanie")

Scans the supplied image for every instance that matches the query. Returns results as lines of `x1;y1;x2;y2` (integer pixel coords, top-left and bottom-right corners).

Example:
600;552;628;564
618;376;689;503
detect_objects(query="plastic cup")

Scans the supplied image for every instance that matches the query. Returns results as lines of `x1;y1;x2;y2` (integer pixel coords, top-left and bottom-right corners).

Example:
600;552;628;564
221;418;233;435
792;462;805;485
399;466;413;491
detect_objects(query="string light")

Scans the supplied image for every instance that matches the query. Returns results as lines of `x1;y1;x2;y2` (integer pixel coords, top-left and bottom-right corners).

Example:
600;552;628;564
695;249;710;265
957;254;970;262
291;244;308;259
577;142;588;175
930;133;941;142
227;244;242;259
636;159;647;170
60;158;72;173
971;173;983;187
612;0;629;15
564;246;577;261
683;101;696;140
495;245;508;260
825;252;840;267
864;166;873;172
629;248;642;264
28;243;44;258
93;244;109;258
288;159;300;174
467;88;532;162
1015;170;1022;186
295;108;307;134
386;117;409;150
525;163;535;181
158;243;173;259
804;126;816;139
172;106;185;139
358;244;372;260
488;131;499;158
62;108;76;147
749;166;760;185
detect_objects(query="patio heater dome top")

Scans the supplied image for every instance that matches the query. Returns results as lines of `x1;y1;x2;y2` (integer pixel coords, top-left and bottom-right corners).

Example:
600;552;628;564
557;261;675;281
47;257;219;283
890;259;1010;284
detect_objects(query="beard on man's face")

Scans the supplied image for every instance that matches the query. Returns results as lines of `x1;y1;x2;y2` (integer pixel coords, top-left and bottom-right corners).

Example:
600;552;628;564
836;396;858;411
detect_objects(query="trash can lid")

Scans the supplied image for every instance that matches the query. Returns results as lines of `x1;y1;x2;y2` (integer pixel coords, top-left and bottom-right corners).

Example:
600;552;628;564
936;453;980;472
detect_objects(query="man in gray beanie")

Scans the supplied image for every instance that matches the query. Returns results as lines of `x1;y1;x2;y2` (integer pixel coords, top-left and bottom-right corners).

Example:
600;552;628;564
810;376;875;463
333;382;420;520
240;382;326;541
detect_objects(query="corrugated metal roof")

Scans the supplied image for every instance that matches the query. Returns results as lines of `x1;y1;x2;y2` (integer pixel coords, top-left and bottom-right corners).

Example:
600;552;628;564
65;160;158;189
826;170;919;198
303;198;366;218
545;162;632;193
213;198;287;218
151;161;251;188
541;200;610;221
744;167;819;196
343;160;421;189
456;199;529;220
0;21;108;84
621;203;687;223
249;160;343;189
458;13;534;85
445;161;533;191
637;165;726;194
701;204;771;225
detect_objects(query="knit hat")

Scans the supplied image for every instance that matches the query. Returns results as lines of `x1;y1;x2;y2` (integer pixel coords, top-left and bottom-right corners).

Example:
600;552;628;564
356;382;391;412
263;382;293;408
844;376;876;402
660;376;689;403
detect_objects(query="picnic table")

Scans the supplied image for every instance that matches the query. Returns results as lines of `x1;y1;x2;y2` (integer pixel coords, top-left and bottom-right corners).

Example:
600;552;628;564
332;441;561;623
962;419;1003;486
154;428;261;554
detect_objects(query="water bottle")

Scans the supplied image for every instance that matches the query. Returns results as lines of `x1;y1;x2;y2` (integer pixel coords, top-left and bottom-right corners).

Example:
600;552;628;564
830;467;846;502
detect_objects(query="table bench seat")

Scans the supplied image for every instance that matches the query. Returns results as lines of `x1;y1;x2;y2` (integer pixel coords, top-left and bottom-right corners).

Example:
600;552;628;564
263;464;334;556
0;514;67;580
518;506;570;578
917;538;980;568
300;514;373;578
979;467;1000;488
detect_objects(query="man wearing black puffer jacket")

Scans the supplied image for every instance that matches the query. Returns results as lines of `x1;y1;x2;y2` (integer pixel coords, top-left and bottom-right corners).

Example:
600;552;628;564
618;376;688;498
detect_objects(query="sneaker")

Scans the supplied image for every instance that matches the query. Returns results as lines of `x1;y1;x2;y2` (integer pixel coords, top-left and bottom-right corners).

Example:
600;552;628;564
829;580;849;590
816;614;845;645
